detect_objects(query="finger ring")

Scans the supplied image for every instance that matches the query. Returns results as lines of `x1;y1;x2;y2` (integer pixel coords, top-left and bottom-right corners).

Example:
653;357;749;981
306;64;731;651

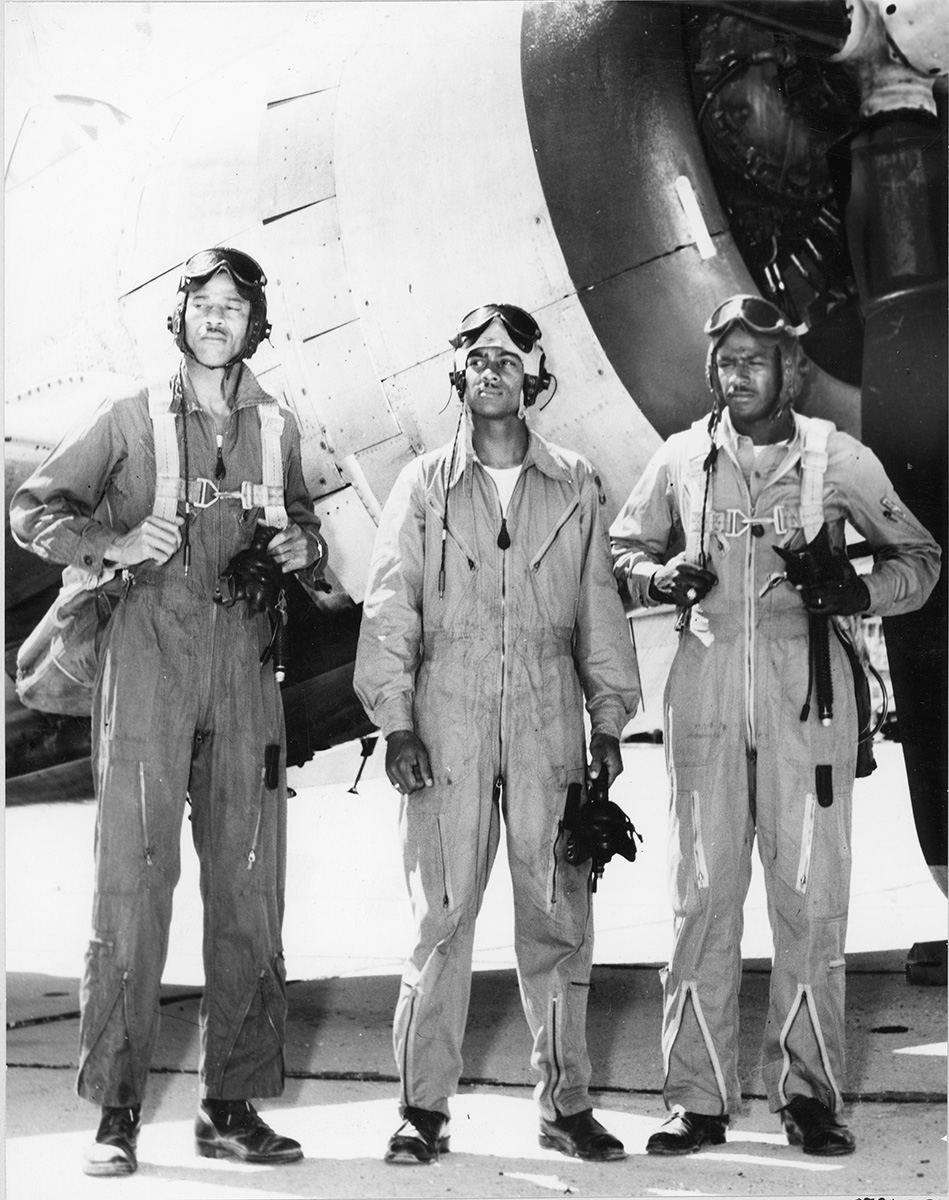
686;587;697;602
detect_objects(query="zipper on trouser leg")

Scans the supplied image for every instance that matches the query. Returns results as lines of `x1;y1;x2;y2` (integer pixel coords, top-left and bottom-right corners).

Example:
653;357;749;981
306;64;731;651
661;980;729;1112
796;793;817;892
547;994;563;1116
138;763;154;866
436;816;452;910
262;965;286;1085
775;983;844;1111
690;790;710;891
397;989;419;1109
207;965;286;1098
247;770;265;870
77;969;138;1104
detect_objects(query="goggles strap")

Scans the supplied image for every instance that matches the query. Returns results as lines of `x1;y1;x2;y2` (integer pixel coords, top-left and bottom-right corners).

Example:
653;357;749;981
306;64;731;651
182;249;266;293
454;305;540;352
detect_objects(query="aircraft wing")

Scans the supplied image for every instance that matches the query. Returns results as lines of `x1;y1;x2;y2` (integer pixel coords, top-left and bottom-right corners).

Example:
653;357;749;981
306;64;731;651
6;2;945;891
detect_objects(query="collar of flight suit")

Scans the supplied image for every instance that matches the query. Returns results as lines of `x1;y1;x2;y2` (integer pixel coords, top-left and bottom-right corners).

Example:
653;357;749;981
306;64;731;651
444;410;577;498
716;405;803;466
173;361;276;417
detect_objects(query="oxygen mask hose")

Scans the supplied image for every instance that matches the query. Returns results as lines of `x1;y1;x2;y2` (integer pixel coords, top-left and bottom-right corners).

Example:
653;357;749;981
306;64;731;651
272;591;288;683
812;612;834;726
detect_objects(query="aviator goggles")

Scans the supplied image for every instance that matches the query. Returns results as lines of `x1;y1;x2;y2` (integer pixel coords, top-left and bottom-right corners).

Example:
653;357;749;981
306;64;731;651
450;303;541;353
704;294;804;339
179;248;267;293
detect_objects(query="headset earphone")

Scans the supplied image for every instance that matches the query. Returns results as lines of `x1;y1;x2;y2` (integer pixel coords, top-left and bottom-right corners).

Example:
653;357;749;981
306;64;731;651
451;353;551;407
167;250;271;365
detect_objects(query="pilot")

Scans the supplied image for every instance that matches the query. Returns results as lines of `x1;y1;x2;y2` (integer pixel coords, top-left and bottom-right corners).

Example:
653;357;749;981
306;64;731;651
10;248;327;1176
354;303;640;1165
610;294;940;1157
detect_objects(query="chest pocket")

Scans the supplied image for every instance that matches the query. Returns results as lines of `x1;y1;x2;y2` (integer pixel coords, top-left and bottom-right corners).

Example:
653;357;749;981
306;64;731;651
530;497;580;573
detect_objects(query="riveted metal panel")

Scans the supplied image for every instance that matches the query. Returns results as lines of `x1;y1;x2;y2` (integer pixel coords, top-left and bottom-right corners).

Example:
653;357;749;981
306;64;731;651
382;355;464;458
333;2;573;381
298;322;400;458
263;6;370;106
258;91;337;222
351;432;419;511
312;485;379;604
118;84;267;296
247;270;345;502
117;271;183;395
262;202;357;340
251;361;344;501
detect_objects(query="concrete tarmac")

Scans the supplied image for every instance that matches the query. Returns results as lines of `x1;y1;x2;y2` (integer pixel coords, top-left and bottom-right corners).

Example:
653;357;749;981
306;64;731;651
6;740;947;1198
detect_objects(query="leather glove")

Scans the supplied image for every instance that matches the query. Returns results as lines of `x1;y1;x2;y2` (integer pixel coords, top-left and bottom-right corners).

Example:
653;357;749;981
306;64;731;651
774;524;871;616
568;797;642;865
647;554;717;607
215;528;283;614
565;771;642;867
800;571;871;616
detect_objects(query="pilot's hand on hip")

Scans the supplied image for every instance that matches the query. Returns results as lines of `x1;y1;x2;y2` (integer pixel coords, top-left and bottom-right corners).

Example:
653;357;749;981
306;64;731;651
386;729;434;794
647;554;717;607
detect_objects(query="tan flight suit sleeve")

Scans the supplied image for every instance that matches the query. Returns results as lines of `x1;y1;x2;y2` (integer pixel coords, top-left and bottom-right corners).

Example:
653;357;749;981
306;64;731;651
353;460;426;737
574;465;642;738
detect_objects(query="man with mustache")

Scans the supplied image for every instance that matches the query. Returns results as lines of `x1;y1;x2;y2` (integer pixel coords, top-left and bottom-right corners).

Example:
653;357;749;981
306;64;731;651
11;248;326;1175
611;294;939;1158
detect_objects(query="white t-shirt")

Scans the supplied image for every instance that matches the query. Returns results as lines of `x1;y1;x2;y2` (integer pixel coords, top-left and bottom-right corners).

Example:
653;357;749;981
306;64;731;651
482;464;522;516
753;438;789;458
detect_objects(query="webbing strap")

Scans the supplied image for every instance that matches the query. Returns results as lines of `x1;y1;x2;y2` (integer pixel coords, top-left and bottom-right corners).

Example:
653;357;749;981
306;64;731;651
147;386;288;526
258;404;288;529
148;390;181;522
703;505;807;538
799;417;833;543
685;415;833;558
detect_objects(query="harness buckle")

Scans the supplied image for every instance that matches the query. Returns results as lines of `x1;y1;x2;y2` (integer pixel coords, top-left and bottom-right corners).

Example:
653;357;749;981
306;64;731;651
190;477;221;509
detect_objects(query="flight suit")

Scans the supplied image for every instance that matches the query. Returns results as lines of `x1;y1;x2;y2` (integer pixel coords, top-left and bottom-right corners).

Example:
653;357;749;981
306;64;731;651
611;408;940;1116
10;366;325;1106
354;422;640;1121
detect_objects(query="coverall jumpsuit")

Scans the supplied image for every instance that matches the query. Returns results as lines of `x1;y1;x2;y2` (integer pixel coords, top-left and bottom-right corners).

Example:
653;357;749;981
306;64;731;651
10;366;325;1107
610;408;940;1117
354;423;640;1121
